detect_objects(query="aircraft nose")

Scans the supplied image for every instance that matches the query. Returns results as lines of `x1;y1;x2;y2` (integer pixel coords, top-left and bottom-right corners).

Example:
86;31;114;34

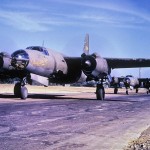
126;78;130;83
11;50;29;70
124;78;130;86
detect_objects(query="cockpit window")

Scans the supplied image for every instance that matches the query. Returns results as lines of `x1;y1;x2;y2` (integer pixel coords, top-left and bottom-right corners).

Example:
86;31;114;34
26;46;49;56
126;75;133;78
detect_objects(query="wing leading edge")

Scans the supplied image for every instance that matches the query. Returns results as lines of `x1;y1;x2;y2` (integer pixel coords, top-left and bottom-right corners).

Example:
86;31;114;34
106;58;150;69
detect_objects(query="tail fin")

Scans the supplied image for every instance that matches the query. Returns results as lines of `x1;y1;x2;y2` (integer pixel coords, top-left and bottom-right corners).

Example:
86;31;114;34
83;33;89;55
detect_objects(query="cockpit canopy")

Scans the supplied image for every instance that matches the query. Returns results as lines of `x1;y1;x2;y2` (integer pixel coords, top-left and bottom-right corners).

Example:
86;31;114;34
126;75;133;78
26;46;49;56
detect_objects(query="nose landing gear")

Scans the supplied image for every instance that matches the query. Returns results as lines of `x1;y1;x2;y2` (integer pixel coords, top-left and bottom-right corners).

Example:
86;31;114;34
14;78;28;99
96;83;105;100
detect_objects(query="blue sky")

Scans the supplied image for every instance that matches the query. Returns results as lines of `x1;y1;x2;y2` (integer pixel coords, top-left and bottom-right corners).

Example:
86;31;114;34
0;0;150;77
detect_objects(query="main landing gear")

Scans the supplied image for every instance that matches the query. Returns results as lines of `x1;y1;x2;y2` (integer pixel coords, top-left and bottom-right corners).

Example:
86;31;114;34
125;87;139;95
135;88;138;93
146;89;150;94
114;87;118;94
14;78;28;99
96;83;105;100
126;88;129;95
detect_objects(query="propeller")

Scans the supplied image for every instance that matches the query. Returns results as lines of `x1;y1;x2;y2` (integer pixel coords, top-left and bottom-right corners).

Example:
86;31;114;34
81;53;97;75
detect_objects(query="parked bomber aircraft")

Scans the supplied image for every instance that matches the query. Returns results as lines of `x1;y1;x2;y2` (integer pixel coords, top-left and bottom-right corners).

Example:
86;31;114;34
111;75;150;95
1;34;150;100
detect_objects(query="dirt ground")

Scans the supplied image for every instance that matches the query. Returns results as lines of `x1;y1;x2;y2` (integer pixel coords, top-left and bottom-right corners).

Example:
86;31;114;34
0;84;150;150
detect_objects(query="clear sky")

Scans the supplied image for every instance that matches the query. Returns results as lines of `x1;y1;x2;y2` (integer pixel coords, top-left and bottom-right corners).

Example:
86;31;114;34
0;0;150;77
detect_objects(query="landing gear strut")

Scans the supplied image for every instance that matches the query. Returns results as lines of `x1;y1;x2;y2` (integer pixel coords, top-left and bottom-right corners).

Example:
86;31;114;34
146;89;150;94
14;78;28;99
114;87;118;94
126;89;129;95
147;90;149;94
96;84;105;100
14;82;21;97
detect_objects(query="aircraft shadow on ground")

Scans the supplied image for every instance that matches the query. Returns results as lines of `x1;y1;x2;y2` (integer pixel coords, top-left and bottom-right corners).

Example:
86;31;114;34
105;98;138;103
106;93;149;102
107;92;149;95
28;94;95;101
0;93;65;99
0;93;95;101
0;94;16;99
0;93;146;102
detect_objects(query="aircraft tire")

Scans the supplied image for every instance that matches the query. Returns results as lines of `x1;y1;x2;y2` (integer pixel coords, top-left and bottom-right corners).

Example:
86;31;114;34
14;82;21;97
96;87;105;100
20;86;28;100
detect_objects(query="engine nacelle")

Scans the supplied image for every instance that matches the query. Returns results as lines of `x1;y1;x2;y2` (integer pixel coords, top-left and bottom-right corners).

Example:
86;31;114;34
0;52;12;69
111;77;119;85
124;76;140;88
81;53;108;79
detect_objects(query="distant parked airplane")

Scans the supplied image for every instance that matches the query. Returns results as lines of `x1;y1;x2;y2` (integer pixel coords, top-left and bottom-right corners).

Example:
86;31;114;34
111;75;150;94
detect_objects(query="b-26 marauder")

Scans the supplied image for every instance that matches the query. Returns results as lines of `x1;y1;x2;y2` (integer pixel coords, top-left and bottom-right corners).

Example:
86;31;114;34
0;34;150;100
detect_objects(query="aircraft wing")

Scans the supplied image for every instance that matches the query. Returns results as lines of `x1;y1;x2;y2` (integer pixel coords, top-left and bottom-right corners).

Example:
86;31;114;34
138;78;149;81
0;52;28;83
138;78;150;84
105;58;150;69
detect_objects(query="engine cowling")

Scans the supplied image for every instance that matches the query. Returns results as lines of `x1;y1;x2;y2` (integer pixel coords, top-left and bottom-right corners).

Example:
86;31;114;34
0;52;12;69
111;77;119;85
81;53;108;80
